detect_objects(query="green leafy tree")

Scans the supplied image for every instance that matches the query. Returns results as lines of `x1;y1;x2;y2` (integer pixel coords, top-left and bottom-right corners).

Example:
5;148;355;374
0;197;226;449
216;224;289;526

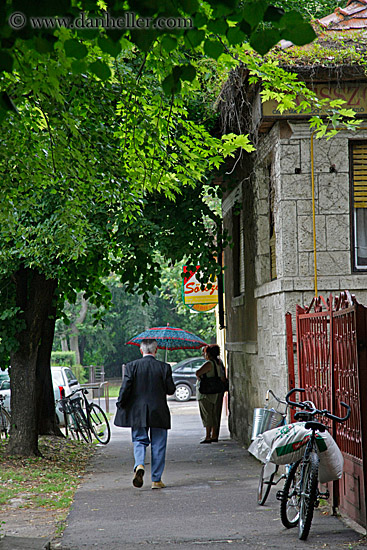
270;0;341;20
55;262;217;377
0;0;349;457
0;44;234;455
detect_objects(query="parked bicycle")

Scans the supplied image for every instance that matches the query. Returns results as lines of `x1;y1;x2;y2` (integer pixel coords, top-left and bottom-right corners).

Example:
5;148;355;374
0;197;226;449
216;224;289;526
256;390;289;505
277;388;350;540
0;394;10;439
58;387;111;445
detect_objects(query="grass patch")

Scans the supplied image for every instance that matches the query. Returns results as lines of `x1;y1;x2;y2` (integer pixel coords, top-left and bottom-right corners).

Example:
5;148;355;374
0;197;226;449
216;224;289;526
107;382;121;398
0;435;95;512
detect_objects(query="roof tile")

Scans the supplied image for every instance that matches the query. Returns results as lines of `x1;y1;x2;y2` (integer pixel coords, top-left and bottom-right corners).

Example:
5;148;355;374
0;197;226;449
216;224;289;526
317;0;367;30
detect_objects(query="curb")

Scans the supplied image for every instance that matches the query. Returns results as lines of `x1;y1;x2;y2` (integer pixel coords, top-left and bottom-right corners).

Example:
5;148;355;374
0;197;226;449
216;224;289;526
0;536;51;549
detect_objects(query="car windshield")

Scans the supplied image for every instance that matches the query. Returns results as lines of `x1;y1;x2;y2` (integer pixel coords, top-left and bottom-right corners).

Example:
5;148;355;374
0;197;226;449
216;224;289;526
64;368;77;383
172;361;190;371
172;358;204;371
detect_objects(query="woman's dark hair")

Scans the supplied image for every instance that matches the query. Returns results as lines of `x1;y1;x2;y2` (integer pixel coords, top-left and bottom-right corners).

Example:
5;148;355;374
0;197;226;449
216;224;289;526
205;344;220;361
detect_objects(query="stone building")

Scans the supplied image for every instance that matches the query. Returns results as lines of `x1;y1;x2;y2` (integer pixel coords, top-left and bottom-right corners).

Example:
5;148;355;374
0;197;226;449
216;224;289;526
221;1;367;445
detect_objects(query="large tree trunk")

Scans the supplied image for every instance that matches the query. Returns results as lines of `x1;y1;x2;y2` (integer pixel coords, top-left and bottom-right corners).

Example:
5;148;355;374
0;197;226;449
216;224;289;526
36;287;63;436
8;267;58;457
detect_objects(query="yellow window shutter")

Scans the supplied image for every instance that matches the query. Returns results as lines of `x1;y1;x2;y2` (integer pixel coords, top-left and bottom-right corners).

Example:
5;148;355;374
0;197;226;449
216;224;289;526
352;143;367;208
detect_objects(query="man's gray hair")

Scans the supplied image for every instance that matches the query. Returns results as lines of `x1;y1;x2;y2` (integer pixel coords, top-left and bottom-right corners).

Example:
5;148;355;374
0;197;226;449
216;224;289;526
140;339;158;355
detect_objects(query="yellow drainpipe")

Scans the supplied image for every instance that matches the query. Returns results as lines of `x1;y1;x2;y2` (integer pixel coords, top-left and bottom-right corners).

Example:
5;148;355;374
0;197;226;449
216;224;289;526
310;131;318;297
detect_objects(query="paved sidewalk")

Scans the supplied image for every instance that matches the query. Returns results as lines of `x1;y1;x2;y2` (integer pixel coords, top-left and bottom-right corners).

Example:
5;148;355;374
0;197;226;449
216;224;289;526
54;401;366;550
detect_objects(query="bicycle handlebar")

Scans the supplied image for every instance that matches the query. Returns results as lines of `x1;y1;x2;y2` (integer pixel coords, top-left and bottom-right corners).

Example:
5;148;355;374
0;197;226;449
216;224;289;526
60;387;89;401
266;389;288;406
286;387;351;423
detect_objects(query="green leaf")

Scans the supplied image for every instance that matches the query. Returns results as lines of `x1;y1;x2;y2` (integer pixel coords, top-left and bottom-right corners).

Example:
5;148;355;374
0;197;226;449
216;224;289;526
161;35;178;53
212;0;237;12
204;39;224;60
242;1;267;28
0;50;13;72
263;5;285;23
172;66;183;81
34;36;56;54
179;0;199;12
281;23;316;46
207;18;228;35
71;59;88;74
250;28;281;55
0;91;17;112
162;72;181;95
89;60;111;81
193;12;207;28
130;30;157;52
98;37;122;58
184;29;205;48
13;0;71;16
226;26;246;45
180;64;196;82
279;10;305;28
77;29;100;40
64;39;88;60
239;19;252;35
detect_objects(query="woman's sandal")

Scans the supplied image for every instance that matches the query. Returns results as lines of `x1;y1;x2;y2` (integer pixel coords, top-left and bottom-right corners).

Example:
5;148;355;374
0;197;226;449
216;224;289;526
200;439;212;444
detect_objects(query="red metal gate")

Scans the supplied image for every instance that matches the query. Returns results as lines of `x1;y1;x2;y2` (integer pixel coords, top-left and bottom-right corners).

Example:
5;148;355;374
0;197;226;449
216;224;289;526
288;292;367;528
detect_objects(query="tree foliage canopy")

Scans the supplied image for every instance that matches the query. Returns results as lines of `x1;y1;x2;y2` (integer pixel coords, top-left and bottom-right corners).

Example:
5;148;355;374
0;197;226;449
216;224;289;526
0;0;358;456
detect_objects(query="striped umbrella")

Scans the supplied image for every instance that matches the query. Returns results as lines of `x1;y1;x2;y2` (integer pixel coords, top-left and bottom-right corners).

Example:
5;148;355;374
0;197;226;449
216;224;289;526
126;325;207;351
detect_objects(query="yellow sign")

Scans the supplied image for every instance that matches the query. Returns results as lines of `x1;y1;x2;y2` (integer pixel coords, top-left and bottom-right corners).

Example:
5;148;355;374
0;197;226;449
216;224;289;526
190;303;217;312
182;266;218;308
262;82;367;118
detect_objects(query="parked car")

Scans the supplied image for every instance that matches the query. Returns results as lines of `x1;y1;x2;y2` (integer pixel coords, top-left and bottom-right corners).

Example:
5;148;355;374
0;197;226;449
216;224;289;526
0;366;81;425
0;369;10;412
51;366;81;425
172;357;205;402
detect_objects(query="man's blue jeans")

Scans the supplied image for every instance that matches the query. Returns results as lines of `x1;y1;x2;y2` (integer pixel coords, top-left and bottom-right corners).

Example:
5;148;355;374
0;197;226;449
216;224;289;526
131;427;168;482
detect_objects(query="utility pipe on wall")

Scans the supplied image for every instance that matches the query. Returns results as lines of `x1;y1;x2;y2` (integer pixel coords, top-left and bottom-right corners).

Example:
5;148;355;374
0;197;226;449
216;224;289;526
310;131;318;297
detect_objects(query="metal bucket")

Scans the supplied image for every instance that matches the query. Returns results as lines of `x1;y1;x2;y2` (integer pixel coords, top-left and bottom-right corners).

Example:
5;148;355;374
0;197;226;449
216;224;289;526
260;408;284;433
251;407;268;440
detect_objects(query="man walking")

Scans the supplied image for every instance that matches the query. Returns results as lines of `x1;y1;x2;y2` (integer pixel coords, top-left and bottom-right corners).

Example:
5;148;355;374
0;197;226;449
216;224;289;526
114;339;176;489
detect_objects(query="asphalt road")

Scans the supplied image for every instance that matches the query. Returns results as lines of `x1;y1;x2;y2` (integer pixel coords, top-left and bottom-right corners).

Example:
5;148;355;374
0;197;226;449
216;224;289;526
55;400;367;550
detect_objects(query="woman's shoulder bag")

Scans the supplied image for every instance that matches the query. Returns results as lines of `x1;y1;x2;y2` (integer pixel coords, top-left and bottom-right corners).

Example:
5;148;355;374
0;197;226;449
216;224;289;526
199;360;228;394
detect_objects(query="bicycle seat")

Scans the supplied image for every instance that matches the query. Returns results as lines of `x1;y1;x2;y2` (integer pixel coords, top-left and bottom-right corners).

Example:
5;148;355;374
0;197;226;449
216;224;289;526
294;412;314;421
305;421;326;432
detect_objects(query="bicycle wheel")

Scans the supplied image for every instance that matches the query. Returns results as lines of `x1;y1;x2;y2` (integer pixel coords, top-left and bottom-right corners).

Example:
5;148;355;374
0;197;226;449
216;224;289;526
258;462;278;505
73;408;92;443
64;412;79;440
88;404;111;444
280;460;301;528
298;451;319;540
0;407;10;438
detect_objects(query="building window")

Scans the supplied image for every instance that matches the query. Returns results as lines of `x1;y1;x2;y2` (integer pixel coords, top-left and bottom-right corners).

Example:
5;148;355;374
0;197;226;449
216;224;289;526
268;165;277;280
351;142;367;270
232;208;245;296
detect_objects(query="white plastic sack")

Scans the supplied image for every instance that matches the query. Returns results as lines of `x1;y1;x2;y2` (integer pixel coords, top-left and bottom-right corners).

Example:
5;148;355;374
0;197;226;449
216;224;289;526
249;422;312;464
248;432;273;463
248;422;344;482
318;431;344;483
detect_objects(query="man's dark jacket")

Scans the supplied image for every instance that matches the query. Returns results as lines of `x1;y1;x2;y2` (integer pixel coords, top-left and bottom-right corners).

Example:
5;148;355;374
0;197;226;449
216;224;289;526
114;355;176;429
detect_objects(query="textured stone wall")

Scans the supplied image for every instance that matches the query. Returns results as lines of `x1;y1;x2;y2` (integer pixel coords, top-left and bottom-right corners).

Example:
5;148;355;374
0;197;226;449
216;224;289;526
225;120;367;446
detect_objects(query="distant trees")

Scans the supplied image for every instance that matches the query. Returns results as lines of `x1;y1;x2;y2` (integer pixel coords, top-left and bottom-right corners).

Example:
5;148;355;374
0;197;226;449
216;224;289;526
54;264;217;377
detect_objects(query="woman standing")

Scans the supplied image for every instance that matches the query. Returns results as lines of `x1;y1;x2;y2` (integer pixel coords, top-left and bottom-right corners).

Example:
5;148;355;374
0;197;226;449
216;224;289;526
196;344;226;444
